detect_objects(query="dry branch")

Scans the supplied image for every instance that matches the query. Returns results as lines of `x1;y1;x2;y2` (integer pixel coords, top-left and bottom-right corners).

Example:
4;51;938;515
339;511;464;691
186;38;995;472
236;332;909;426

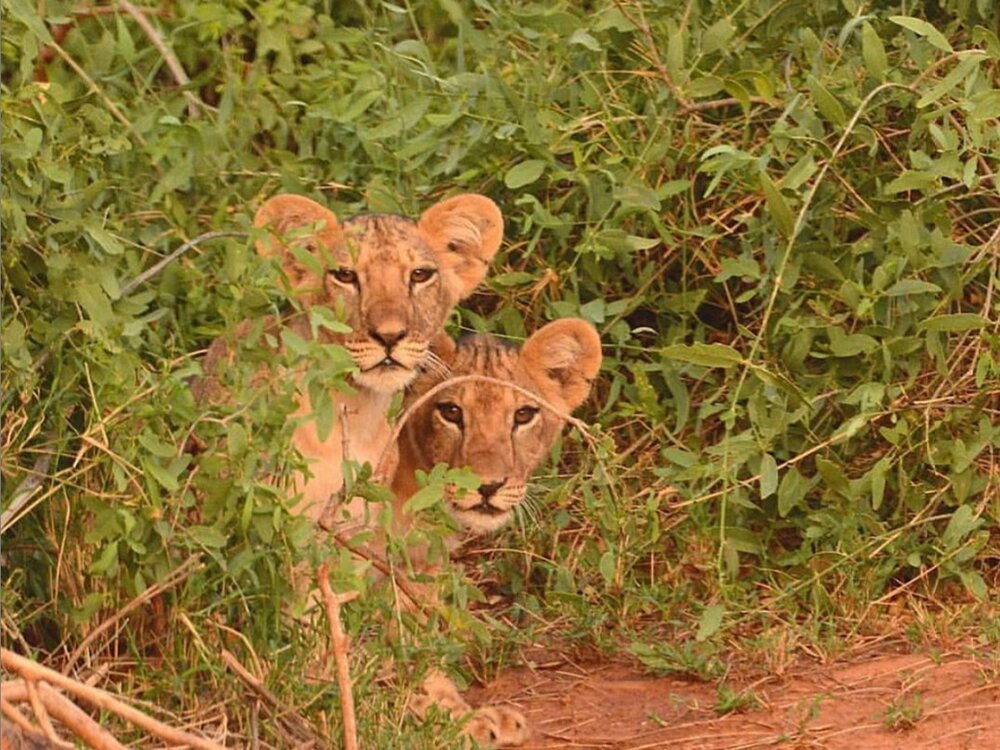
0;649;226;750
3;681;126;750
316;563;359;750
117;0;203;118
219;650;317;745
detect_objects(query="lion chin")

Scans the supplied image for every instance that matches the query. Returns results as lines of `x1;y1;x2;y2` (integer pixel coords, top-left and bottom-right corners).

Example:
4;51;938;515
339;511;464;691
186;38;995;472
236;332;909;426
351;361;419;393
450;507;514;535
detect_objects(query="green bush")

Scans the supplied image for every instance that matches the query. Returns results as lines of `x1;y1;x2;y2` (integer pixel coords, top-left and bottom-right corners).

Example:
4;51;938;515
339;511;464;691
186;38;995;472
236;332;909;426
2;0;998;745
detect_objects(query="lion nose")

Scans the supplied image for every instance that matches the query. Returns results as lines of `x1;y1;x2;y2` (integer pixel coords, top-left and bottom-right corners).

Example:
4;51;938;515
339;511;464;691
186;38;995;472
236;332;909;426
370;325;407;350
478;480;505;500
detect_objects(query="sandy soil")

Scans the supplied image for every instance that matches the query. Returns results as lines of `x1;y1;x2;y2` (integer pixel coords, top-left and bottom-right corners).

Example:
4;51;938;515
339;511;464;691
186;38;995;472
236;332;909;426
469;647;1000;750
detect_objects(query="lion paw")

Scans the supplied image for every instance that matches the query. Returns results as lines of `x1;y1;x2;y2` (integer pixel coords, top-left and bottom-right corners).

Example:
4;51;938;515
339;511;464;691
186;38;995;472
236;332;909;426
410;670;529;747
467;705;529;747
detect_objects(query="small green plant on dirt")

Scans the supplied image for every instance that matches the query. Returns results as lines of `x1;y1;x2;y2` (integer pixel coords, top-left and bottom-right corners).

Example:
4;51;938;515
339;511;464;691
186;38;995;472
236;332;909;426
883;692;926;731
714;684;762;715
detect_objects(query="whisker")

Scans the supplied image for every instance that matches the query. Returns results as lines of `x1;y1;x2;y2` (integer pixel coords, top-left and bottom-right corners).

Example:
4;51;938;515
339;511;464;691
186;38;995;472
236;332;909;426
520;494;541;526
419;350;452;381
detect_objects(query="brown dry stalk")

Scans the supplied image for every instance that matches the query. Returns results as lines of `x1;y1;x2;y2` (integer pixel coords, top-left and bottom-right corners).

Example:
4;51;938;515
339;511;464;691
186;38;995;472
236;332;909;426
219;650;317;744
0;649;226;750
316;563;359;750
66;555;202;671
117;0;203;118
3;681;126;750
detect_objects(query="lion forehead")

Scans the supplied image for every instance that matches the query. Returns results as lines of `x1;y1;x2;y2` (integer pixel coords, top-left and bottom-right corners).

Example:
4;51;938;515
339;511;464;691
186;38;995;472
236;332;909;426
343;214;434;266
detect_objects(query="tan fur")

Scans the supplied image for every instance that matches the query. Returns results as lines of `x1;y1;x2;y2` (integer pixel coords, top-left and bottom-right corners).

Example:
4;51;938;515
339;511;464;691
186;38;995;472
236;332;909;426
392;318;602;535
195;193;503;523
392;319;602;747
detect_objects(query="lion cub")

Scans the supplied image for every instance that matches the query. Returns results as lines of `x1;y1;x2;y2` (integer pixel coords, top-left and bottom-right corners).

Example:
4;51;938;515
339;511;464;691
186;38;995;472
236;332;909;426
194;193;502;524
392;318;602;747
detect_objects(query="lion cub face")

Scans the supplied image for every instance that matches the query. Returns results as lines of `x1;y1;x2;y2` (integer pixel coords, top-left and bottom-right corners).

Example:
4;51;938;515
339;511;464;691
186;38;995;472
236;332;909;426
402;319;602;534
254;194;502;393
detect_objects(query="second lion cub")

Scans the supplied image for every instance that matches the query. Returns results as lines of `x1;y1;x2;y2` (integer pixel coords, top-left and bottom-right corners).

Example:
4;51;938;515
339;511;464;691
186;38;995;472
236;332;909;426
392;318;602;746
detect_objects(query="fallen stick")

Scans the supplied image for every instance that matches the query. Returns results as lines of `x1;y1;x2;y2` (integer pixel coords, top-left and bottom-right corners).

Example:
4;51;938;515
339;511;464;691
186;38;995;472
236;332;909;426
316;563;360;750
0;649;226;750
3;681;126;750
219;650;317;744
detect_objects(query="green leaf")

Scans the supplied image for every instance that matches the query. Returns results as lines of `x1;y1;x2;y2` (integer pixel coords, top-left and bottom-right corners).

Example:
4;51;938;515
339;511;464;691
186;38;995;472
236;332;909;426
884;279;941;296
142;457;179;491
959;570;988;600
6;0;54;43
661;343;743;368
73;281;115;326
884;171;937;195
188;525;228;548
88;543;119;575
759;454;778;499
568;29;601;51
869;457;889;510
941;505;982;549
666;24;686;84
598;550;616;584
703;19;734;55
716;257;760;282
917;314;987;332
806;75;847;128
504;159;547;189
815;457;848;494
777;466;810;517
759;172;795;237
917;54;984;108
861;22;888;80
404;484;444;513
228;422;248;459
696;603;725;641
828;329;878;357
890;16;953;53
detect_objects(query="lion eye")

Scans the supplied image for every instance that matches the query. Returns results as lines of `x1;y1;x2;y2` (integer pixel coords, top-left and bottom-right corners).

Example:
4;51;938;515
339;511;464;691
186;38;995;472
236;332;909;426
436;402;463;427
410;267;436;285
329;267;358;286
513;406;539;426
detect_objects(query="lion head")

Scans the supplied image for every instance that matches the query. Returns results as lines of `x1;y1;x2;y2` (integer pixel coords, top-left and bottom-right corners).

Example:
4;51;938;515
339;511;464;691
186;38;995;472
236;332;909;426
396;319;602;535
254;193;503;393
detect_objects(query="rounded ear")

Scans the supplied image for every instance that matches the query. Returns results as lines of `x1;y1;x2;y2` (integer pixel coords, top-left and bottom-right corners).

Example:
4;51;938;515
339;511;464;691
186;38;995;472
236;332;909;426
418;194;503;301
253;194;341;296
521;319;602;411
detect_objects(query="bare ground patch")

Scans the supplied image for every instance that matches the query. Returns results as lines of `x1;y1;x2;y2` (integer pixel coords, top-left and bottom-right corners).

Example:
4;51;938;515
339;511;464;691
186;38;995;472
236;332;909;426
468;647;1000;750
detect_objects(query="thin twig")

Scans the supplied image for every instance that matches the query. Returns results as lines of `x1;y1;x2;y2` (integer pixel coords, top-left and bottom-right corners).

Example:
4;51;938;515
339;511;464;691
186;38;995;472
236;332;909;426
117;0;203;118
45;40;144;144
331;532;425;615
316;563;359;750
120;231;246;297
65;555;203;671
219;650;317;744
1;451;54;532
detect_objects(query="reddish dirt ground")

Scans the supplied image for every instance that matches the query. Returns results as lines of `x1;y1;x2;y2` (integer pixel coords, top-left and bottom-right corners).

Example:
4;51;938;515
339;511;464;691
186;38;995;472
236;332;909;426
469;647;1000;749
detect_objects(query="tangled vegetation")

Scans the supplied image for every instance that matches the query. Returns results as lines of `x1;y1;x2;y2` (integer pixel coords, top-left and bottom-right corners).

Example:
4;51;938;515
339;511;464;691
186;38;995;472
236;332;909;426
2;0;998;746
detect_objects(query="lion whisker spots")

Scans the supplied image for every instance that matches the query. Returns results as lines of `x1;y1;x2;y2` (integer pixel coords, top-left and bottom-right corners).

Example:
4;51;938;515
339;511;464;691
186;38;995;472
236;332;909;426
419;351;452;381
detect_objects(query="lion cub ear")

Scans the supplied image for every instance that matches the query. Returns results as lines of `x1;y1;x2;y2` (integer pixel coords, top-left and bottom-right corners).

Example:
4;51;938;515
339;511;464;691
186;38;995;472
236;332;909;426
418;194;503;301
521;319;602;411
254;194;342;297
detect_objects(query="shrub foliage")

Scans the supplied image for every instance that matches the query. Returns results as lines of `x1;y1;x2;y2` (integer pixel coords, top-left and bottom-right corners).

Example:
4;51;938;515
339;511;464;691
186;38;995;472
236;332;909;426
2;0;998;745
